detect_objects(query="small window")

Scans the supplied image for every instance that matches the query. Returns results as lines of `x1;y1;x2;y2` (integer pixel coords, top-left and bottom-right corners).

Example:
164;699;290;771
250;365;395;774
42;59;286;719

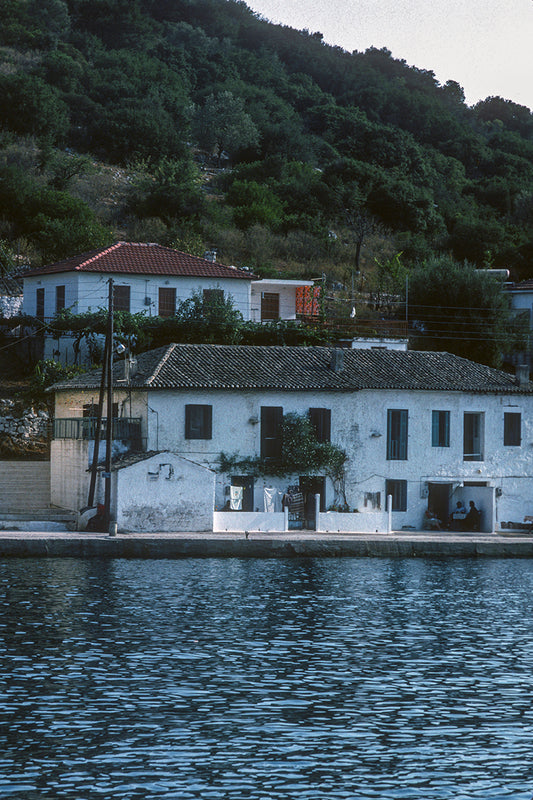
260;406;283;461
261;292;280;321
385;480;407;512
203;288;224;306
55;285;65;314
464;412;484;461
387;409;408;460
364;492;381;510
185;404;212;440
36;287;45;322
158;287;176;318
504;412;521;446
309;408;331;443
432;410;450;447
113;285;130;312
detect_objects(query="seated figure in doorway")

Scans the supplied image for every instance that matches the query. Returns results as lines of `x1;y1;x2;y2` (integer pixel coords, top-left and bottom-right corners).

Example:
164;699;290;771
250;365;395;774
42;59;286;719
464;500;481;531
423;508;443;530
449;500;467;530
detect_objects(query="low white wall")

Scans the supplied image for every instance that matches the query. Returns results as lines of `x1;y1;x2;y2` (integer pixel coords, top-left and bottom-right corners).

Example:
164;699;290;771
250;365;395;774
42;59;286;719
214;511;286;532
318;511;390;533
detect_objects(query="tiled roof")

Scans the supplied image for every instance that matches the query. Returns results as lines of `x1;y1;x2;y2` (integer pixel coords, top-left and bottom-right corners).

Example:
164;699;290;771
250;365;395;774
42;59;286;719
23;242;255;281
51;344;533;394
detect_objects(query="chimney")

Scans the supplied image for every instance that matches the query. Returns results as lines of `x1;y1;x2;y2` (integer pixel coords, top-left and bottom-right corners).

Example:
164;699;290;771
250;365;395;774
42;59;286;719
331;348;344;373
516;363;530;387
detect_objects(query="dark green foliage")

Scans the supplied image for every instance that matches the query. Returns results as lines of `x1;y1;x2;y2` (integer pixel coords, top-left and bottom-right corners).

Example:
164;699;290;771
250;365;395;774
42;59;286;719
0;0;531;274
130;157;206;222
0;164;112;262
408;257;527;367
18;359;86;410
218;411;347;481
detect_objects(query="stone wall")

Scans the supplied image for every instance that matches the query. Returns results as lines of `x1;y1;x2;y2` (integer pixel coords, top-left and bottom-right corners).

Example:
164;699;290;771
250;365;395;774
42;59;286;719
0;400;49;458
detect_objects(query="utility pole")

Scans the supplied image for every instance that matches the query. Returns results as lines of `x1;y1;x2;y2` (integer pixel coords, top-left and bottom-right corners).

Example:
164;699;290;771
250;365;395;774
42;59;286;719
104;278;114;534
87;333;108;508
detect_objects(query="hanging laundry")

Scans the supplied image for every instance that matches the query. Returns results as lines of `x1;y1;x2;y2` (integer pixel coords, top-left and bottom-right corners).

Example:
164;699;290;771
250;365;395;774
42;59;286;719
264;487;283;512
230;485;243;510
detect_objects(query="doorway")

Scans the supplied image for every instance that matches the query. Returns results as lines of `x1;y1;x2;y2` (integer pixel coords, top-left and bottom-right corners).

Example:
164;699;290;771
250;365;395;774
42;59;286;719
427;483;453;528
299;476;326;530
231;476;254;512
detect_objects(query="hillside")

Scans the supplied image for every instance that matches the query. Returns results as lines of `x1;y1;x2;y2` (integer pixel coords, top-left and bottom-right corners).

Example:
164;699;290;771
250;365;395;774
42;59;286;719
1;0;533;285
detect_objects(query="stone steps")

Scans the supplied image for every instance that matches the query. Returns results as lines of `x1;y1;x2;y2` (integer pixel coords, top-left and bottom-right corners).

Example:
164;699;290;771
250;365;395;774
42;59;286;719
0;460;51;510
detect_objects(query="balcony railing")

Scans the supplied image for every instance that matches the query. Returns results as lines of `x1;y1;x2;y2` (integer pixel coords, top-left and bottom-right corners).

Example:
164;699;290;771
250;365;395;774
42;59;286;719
53;417;142;448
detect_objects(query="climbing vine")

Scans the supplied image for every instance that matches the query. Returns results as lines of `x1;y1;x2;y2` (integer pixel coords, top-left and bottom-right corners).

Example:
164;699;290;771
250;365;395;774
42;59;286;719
218;412;347;503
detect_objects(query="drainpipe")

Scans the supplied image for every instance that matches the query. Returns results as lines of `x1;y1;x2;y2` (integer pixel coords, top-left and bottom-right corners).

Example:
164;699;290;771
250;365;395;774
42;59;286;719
387;494;392;534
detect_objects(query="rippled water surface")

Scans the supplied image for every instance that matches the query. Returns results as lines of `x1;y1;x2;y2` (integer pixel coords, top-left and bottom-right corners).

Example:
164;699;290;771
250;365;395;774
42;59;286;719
1;557;533;799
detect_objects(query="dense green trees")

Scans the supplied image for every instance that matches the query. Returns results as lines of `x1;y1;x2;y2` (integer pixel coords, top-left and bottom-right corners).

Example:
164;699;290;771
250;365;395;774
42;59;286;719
408;257;526;367
0;0;531;296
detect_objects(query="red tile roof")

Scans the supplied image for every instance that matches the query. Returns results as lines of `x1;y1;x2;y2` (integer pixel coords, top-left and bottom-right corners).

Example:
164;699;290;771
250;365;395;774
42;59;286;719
24;242;255;281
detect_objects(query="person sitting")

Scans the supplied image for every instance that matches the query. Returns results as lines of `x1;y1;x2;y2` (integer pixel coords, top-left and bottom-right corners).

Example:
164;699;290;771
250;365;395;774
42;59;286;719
449;500;467;530
423;508;443;530
464;500;481;531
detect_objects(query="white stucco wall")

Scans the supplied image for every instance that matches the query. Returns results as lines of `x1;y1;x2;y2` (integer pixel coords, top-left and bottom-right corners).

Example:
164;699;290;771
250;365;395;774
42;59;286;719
115;453;214;532
350;337;408;351
250;280;314;322
23;272;252;320
52;382;533;531
145;386;533;531
507;290;533;323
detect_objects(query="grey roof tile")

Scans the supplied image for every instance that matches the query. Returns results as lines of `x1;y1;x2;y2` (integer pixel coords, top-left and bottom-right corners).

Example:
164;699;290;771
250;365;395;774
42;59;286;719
51;344;533;395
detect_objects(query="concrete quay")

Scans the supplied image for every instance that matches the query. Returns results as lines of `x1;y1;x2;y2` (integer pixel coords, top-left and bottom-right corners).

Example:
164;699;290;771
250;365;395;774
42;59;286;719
1;529;533;559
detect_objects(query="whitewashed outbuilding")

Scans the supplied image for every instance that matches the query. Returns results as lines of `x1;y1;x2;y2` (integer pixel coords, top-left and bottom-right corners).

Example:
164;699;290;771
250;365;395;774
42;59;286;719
50;343;533;534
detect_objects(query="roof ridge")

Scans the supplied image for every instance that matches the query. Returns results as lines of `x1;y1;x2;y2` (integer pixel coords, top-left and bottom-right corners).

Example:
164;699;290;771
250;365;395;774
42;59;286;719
146;343;178;385
77;242;124;270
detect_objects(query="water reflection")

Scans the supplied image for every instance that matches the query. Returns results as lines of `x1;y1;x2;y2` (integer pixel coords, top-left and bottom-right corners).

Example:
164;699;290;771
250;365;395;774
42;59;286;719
1;558;533;799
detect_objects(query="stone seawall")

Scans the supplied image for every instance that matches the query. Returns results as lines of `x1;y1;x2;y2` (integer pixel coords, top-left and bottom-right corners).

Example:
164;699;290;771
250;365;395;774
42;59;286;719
1;532;533;559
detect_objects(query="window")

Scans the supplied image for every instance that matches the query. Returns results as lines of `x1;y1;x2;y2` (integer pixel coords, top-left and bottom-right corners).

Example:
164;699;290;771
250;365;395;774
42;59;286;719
158;287;176;317
504;412;521;446
385;480;407;511
185;404;212;440
261;292;280;321
113;285;130;312
463;412;484;461
309;408;331;443
260;406;283;461
203;288;224;306
432;410;450;447
55;285;65;314
364;492;381;510
387;409;408;460
36;287;45;322
83;402;118;418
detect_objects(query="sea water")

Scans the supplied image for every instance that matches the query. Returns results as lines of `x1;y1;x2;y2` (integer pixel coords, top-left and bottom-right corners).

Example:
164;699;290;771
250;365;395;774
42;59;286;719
1;557;532;799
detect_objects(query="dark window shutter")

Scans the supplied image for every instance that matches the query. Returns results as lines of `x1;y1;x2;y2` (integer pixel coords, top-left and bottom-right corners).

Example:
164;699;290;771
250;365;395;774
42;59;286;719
185;405;212;439
261;406;283;460
113;285;130;312
309;408;331;442
504;412;521;446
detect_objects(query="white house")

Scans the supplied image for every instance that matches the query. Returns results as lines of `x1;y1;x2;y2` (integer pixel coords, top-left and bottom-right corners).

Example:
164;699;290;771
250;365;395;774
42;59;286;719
22;242;255;363
50;343;533;534
22;242;316;364
250;278;314;322
505;277;533;368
